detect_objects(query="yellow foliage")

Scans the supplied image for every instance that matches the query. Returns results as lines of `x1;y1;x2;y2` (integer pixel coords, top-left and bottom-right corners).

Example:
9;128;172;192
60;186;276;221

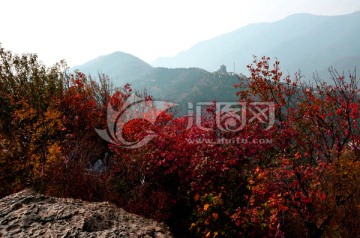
194;193;200;201
45;142;62;170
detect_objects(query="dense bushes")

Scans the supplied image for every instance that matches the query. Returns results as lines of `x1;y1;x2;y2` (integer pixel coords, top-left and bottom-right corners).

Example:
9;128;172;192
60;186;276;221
1;46;359;237
107;57;360;237
0;45;119;200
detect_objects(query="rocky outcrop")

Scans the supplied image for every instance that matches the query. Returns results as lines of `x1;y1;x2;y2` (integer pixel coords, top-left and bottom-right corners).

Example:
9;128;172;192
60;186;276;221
0;189;174;238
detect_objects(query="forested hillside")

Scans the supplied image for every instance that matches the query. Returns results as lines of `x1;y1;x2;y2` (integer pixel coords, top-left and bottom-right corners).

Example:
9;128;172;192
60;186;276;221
1;46;360;238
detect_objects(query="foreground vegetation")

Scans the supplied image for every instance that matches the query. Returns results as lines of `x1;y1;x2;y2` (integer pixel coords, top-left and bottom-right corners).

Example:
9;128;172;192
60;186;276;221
0;45;359;237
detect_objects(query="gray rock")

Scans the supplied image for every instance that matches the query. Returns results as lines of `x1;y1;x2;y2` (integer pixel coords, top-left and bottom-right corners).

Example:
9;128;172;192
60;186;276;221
0;189;174;238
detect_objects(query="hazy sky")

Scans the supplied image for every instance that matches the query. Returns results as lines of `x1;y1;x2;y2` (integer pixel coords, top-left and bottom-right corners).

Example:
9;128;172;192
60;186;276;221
1;0;360;67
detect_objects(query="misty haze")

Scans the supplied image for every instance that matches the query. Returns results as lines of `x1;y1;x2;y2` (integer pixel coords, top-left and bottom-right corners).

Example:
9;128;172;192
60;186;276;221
1;1;360;238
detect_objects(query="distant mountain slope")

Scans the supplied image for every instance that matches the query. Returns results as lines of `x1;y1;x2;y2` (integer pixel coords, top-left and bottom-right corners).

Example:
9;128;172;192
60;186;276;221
71;51;154;86
131;67;241;104
152;12;360;82
72;52;243;109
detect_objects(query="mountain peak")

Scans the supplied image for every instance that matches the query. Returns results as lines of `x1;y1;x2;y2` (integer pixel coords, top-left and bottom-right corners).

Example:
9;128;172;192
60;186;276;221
151;11;360;82
108;51;136;58
72;51;153;85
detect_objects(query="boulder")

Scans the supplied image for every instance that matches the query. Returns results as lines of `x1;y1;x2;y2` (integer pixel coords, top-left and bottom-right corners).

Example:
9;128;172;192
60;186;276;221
0;189;174;237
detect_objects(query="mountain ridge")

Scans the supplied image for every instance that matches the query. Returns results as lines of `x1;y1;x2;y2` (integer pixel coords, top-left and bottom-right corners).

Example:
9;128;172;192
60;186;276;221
151;11;360;81
71;51;154;86
71;50;242;107
70;11;360;105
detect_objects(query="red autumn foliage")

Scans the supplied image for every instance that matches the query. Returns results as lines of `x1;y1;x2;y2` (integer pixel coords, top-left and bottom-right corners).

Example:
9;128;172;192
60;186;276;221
1;45;359;237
